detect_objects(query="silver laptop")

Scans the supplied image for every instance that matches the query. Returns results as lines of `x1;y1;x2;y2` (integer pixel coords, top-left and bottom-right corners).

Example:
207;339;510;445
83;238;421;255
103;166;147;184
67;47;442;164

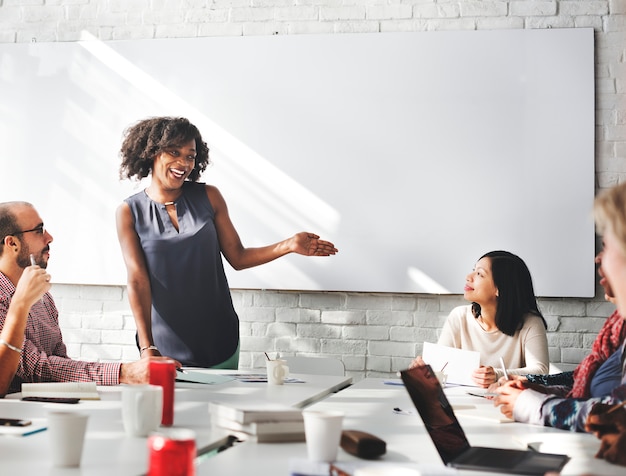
400;365;570;475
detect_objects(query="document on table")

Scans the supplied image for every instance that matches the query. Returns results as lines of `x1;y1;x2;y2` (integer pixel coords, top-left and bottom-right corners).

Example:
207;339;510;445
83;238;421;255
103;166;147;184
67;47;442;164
225;374;305;383
512;432;600;456
422;342;480;386
289;459;457;476
454;405;514;423
175;370;235;385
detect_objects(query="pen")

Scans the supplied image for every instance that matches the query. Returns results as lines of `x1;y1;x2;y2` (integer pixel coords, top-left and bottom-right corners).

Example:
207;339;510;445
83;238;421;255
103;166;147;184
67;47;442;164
606;400;626;414
176;367;188;374
23;426;47;437
466;390;499;398
499;357;510;381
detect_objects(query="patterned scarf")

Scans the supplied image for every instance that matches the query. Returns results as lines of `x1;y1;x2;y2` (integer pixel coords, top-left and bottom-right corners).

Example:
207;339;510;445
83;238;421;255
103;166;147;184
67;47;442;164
567;310;626;398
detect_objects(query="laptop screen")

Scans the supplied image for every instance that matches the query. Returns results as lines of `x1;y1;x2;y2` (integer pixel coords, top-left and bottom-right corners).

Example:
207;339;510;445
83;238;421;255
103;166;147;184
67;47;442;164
400;365;472;463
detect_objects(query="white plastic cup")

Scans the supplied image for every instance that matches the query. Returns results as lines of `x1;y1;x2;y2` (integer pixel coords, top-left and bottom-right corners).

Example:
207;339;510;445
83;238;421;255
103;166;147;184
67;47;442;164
266;359;289;385
47;411;89;467
122;384;163;437
303;410;344;462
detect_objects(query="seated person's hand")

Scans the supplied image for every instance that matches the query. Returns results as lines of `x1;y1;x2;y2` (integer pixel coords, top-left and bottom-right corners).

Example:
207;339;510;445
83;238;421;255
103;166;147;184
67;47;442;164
493;379;526;419
585;403;626;466
14;265;52;309
585;403;626;437
408;355;425;369
472;365;497;388
487;374;528;393
120;356;182;384
595;430;626;466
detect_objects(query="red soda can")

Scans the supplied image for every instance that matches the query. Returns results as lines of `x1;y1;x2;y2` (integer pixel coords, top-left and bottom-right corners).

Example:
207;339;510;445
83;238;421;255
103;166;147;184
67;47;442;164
147;429;196;476
149;360;176;426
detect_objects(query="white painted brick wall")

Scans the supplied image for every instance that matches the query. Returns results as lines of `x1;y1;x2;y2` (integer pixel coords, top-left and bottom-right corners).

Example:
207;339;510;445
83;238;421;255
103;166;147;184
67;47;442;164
0;0;624;383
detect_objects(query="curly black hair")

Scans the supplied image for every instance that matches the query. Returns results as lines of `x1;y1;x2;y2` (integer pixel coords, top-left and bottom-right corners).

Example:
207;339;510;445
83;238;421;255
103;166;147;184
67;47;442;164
119;117;210;182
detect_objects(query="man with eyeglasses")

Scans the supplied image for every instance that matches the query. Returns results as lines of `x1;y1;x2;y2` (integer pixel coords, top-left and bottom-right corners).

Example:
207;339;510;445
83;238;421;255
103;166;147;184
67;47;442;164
0;201;177;396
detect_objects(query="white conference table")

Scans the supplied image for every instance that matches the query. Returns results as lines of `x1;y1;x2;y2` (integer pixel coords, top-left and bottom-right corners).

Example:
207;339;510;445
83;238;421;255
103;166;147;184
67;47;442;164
0;370;351;475
196;378;626;476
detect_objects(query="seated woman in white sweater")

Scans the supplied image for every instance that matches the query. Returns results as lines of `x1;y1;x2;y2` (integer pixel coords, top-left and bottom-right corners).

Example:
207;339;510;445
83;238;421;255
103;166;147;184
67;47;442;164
411;250;549;388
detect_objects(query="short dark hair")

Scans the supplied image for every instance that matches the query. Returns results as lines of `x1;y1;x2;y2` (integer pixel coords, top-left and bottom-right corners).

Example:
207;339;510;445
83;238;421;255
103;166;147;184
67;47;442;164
471;250;546;336
0;201;30;257
119;117;210;182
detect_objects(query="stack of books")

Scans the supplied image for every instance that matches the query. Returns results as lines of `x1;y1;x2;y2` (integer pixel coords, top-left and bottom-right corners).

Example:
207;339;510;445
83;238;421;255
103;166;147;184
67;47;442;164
209;401;305;442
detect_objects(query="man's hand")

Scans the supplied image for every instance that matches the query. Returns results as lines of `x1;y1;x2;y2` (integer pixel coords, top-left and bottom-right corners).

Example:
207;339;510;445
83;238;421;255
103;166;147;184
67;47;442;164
13;265;51;309
119;356;181;384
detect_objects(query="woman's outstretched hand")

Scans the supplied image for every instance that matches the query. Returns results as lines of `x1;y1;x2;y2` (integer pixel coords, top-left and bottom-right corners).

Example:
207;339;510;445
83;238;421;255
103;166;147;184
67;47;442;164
291;232;338;256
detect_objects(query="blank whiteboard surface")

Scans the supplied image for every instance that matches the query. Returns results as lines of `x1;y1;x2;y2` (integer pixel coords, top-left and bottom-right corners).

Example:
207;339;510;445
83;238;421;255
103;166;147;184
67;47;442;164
0;29;595;297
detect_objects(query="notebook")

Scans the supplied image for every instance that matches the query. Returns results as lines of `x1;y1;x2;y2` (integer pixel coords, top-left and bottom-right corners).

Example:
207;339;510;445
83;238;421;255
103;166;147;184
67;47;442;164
399;366;570;475
421;342;480;386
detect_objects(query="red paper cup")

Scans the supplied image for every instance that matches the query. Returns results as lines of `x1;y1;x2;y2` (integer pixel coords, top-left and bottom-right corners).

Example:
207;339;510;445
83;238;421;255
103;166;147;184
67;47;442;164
147;429;196;476
149;360;176;426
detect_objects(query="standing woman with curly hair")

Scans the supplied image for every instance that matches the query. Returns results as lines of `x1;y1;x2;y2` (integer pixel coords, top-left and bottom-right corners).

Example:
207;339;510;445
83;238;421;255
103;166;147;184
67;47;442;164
116;117;338;369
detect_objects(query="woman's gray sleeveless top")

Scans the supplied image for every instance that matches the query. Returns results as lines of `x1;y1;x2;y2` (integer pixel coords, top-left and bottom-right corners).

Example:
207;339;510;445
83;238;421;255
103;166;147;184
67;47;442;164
125;181;239;367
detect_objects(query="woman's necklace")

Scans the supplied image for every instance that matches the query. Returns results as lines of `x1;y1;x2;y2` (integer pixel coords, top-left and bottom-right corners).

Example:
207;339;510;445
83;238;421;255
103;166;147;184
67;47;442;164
145;187;181;206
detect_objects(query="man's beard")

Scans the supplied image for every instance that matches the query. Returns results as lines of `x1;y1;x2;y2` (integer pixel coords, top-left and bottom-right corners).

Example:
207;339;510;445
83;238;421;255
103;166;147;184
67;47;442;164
18;248;47;269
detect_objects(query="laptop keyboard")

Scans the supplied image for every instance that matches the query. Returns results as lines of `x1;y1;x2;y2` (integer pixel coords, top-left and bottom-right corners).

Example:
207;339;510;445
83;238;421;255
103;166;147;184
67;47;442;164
455;447;528;467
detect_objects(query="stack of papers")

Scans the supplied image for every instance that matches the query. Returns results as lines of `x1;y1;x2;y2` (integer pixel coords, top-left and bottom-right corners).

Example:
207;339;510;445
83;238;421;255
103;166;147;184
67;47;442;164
209;401;304;442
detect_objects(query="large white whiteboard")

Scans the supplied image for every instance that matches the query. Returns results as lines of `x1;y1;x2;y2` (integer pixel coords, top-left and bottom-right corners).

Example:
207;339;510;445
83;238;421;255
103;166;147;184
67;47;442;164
0;28;595;296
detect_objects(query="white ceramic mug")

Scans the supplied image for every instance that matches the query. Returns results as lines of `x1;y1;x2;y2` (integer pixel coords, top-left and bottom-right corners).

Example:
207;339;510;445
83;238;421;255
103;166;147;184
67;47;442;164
47;411;89;467
122;384;163;437
302;410;344;462
266;359;289;385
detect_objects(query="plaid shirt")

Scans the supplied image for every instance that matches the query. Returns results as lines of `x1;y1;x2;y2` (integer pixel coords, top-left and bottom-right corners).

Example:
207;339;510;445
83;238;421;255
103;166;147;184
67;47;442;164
0;272;121;394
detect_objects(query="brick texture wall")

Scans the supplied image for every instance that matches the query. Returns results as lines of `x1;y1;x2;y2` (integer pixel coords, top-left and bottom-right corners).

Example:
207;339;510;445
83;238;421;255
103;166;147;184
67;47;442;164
1;0;625;382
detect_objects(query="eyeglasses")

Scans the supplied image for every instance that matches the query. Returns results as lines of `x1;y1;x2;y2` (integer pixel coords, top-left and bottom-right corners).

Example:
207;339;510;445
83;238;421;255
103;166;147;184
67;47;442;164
12;224;46;236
